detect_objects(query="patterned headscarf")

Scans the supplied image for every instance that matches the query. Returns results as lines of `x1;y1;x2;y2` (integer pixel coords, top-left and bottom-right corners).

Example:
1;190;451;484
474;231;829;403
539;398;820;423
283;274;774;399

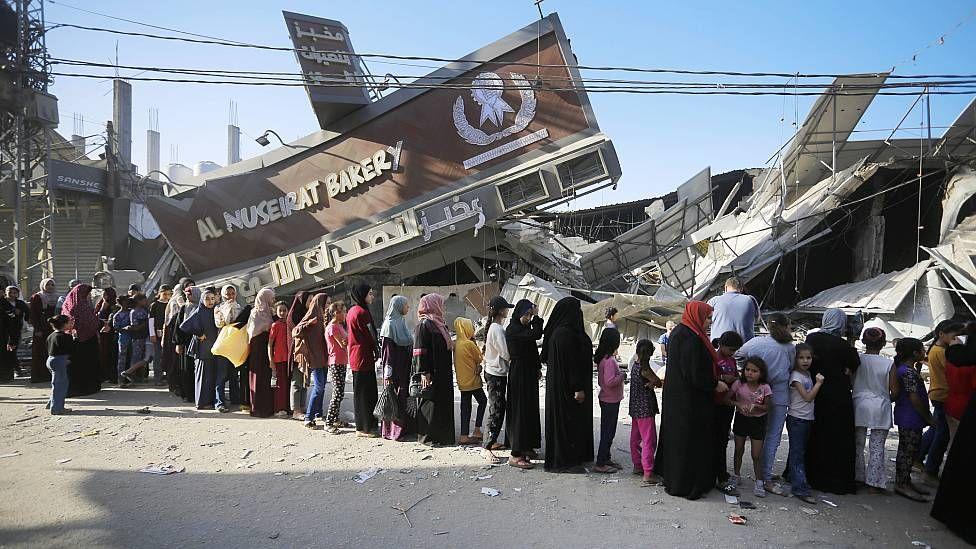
62;284;99;341
418;293;453;350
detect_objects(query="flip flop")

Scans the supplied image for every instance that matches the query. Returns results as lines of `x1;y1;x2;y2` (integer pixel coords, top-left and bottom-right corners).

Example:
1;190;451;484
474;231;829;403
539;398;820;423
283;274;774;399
508;458;534;469
895;487;928;502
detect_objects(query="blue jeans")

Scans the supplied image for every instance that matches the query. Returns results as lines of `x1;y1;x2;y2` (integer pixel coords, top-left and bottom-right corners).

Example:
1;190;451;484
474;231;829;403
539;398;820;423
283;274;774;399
920;401;949;475
763;403;788;480
46;355;69;412
597;400;620;466
305;367;327;423
786;415;813;496
214;360;227;409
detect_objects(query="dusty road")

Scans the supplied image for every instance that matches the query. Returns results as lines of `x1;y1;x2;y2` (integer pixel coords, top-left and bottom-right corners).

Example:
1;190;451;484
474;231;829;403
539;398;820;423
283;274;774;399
0;377;965;549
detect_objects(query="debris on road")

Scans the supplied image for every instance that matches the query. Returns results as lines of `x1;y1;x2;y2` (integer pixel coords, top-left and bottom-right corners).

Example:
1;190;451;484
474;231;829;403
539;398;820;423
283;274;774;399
728;513;747;525
0;451;21;458
391;492;433;528
353;467;381;484
822;499;838;508
139;463;185;475
800;507;819;515
241;449;253;459
481;487;500;497
56;458;71;464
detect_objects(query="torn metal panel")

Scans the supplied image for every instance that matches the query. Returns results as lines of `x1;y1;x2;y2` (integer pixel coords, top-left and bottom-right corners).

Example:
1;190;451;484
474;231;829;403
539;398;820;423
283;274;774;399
939;166;976;240
923;213;976;294
501;273;572;321
381;282;496;332
766;73;888;205
796;261;932;314
580;167;713;293
580;293;685;325
691;158;878;298
932;98;976;159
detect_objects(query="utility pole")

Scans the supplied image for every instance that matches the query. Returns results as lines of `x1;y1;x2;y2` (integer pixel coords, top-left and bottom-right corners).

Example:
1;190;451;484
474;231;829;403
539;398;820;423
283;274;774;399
0;0;55;290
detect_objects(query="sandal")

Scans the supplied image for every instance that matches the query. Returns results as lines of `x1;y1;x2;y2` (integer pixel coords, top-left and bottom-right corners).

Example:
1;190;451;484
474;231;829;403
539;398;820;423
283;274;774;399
592;464;616;474
640;474;663;486
326;426;340;435
895;486;928;502
483;450;503;464
508;457;534;469
489;443;509;451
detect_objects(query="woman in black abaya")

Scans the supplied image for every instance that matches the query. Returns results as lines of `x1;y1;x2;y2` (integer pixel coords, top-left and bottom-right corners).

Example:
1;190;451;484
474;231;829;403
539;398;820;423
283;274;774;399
654;301;728;500
804;308;860;495
414;293;455;446
506;299;544;464
542;297;593;472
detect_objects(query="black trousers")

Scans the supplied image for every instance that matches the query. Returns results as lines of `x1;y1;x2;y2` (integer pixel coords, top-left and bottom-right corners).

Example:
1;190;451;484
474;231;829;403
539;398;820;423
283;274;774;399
713;404;735;483
483;373;507;448
460;388;487;435
353;368;378;433
597;400;620;466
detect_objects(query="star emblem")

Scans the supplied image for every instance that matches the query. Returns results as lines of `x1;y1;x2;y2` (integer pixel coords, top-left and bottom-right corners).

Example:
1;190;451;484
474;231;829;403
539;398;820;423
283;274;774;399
471;72;514;128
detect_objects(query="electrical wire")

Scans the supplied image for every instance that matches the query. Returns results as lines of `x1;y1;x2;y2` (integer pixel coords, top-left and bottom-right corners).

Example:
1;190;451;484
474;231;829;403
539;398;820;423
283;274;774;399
44;22;976;81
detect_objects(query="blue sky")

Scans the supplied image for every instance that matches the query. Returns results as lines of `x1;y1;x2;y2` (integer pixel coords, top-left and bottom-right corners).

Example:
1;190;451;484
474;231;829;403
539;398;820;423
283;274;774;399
46;0;976;208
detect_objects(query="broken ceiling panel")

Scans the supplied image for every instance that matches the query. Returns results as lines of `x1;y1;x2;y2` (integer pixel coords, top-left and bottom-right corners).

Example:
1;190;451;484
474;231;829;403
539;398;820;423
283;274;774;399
924;213;976;294
580;167;713;293
796;260;932;314
932;98;976;160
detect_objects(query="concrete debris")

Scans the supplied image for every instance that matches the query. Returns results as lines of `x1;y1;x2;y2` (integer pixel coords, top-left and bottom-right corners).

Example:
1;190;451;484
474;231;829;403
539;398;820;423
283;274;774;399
353;467;381;484
481;487;500;497
139;463;184;475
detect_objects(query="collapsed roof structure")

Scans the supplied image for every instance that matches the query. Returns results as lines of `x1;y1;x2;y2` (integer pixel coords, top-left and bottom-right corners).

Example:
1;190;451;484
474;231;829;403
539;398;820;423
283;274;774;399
540;77;976;338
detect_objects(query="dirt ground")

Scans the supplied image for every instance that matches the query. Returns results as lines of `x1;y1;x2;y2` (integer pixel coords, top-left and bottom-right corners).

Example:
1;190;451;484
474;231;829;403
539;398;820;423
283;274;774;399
0;374;966;549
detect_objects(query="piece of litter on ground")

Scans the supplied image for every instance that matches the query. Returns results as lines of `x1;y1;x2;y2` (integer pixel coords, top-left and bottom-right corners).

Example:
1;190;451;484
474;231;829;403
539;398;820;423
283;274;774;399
399;468;413;474
481;487;500;497
281;441;298;448
724;494;738;505
241;449;253;459
821;499;838;508
671;523;681;529
728;513;747;525
0;452;21;458
136;407;151;414
56;458;71;464
272;458;285;463
513;487;522;492
738;501;756;510
649;499;662;505
421;455;433;460
597;512;608;517
121;433;138;443
911;542;931;549
600;479;619;484
353;467;381;484
299;452;320;462
81;429;99;437
200;441;224;447
139;464;184;475
800;507;819;515
433;531;448;536
268;532;279;540
14;415;38;423
779;506;789;511
475;474;493;481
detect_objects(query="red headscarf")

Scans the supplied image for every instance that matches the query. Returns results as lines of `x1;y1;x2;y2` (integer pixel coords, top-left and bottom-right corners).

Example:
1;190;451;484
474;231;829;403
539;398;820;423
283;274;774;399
63;284;100;341
681;300;720;366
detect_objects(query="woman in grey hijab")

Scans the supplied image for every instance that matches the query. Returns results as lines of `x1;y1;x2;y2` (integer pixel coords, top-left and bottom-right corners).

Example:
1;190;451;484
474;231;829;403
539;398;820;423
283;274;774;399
803;308;861;494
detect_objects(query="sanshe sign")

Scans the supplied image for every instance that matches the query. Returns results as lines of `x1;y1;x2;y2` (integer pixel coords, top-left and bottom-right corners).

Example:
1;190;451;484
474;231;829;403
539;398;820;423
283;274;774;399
49;159;107;196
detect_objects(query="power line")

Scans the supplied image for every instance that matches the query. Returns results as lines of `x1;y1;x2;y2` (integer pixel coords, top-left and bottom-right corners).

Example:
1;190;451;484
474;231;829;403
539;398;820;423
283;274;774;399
47;58;976;91
45;22;976;81
47;72;976;96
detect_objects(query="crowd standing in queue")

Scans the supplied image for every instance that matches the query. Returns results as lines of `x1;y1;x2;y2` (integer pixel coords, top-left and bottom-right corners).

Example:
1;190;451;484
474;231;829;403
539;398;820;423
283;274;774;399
1;275;974;545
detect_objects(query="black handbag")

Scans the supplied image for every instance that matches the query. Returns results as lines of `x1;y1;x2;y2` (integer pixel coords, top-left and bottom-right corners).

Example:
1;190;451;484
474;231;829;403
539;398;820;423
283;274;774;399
408;354;435;399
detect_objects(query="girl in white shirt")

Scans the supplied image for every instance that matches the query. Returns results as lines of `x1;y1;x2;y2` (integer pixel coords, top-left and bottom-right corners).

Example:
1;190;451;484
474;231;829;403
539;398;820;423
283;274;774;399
853;327;894;494
482;296;513;463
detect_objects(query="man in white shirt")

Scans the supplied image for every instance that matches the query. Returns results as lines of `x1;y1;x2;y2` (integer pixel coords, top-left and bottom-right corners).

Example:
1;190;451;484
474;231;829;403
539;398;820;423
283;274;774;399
708;277;759;342
482;296;514;463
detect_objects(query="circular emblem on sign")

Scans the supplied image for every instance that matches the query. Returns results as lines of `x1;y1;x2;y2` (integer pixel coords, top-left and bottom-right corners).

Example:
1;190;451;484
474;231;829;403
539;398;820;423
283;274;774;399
452;72;537;146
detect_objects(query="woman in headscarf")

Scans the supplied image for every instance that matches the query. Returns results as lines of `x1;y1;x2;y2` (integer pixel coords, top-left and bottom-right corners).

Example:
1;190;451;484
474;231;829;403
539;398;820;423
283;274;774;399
61;284;102;396
28;278;59;383
214;284;243;408
347;283;379;437
175;286;201;403
56;279;80;313
414;293;456;446
654;301;729;499
380;295;415;441
162;278;192;395
542;297;594;473
804;308;860;495
246;288;276;418
286;290;310;420
506;299;544;466
293;293;329;429
179;288;223;411
94;287;119;383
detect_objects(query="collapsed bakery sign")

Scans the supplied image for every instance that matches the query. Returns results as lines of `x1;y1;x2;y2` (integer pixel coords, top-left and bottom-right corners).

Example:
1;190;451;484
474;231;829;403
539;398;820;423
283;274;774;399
148;14;603;280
